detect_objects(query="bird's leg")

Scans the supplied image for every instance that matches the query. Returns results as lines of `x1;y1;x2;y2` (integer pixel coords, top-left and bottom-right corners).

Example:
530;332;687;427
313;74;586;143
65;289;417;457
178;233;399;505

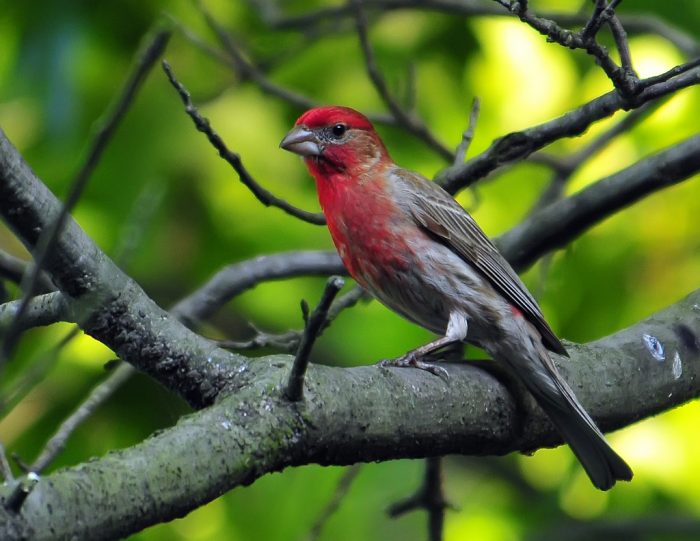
378;311;468;380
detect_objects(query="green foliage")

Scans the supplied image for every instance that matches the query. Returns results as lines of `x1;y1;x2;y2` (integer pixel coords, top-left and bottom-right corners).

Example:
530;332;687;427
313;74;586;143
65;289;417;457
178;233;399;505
1;1;699;539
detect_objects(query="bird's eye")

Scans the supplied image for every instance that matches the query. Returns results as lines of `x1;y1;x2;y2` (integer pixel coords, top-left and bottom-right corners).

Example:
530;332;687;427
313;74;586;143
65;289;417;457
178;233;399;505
331;123;347;138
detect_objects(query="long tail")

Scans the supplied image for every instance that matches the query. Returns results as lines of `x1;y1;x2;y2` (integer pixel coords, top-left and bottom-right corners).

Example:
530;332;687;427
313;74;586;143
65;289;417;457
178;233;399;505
496;325;633;490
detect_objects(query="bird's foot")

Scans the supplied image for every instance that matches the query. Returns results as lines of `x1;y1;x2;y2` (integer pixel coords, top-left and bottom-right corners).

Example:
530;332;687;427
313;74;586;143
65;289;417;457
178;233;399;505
378;353;450;381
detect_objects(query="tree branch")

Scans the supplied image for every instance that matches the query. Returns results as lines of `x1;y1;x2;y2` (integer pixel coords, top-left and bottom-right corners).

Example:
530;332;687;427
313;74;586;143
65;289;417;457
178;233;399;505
1;287;698;540
0;129;241;408
0;293;69;333
1;28;172;360
498;134;700;271
162;60;327;226
435;67;700;194
171;251;345;327
353;0;454;161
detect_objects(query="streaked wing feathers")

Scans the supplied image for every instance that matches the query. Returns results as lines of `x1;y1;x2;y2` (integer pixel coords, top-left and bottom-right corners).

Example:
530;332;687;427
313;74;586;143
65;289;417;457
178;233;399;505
392;169;568;356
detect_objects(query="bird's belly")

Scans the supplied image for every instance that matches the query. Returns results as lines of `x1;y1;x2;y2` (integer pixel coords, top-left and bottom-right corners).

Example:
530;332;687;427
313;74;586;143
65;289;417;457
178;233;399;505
349;231;507;344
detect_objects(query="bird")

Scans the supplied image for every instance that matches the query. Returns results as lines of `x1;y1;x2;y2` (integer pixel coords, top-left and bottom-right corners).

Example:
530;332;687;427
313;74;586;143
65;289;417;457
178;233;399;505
280;105;633;490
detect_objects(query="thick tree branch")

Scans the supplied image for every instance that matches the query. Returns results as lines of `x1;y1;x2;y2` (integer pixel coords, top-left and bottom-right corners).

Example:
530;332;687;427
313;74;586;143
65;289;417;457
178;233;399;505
498;134;700;271
2;29;172;360
1;288;698;540
0;129;241;407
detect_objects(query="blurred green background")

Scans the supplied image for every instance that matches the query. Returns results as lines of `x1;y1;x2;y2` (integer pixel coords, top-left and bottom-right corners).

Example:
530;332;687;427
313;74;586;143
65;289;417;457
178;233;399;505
1;0;700;539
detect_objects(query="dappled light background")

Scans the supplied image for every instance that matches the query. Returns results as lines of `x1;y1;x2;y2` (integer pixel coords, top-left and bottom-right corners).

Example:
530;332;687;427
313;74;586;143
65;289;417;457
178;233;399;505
1;0;699;539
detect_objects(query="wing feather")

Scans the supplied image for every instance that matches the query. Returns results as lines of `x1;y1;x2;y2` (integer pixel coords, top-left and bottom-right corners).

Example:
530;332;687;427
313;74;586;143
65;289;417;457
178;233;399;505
391;168;568;356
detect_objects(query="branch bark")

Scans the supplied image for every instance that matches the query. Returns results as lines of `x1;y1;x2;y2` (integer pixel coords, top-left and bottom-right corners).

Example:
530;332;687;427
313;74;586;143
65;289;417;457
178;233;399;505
0;128;242;408
0;287;698;540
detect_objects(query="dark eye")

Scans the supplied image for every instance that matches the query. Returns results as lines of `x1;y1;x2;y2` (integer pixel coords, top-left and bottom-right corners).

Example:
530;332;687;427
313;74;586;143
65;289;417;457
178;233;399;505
331;123;347;138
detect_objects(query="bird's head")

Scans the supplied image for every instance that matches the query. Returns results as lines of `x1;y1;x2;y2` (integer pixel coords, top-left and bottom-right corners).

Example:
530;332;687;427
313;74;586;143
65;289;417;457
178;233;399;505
280;106;390;177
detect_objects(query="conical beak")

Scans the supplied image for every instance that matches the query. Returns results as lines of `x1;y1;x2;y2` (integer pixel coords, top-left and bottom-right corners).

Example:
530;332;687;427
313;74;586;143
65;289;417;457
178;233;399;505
280;126;322;157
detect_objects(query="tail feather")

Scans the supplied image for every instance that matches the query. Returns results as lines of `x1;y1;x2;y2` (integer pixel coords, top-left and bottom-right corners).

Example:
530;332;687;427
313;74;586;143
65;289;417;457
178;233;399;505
494;318;633;490
526;371;633;490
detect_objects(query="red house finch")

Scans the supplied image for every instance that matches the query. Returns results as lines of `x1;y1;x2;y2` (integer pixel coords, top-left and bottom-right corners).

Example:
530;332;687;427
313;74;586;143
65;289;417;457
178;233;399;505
281;105;632;490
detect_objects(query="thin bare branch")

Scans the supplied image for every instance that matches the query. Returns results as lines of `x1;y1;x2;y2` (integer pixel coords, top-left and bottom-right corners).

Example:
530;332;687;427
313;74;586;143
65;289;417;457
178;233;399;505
219;329;301;353
286;276;345;401
530;103;656;212
305;465;362;541
29;363;134;474
0;441;13;483
608;12;636;77
171;251;345;327
454;97;481;165
352;0;454;162
0;250;54;293
437;66;700;194
162;60;326;226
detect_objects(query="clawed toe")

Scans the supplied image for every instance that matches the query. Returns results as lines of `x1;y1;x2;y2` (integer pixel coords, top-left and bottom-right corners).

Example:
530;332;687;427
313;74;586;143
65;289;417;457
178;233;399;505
377;355;450;381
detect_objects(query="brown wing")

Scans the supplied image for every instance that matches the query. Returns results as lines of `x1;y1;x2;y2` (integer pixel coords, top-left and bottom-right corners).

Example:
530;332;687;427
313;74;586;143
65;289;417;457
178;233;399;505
391;168;568;356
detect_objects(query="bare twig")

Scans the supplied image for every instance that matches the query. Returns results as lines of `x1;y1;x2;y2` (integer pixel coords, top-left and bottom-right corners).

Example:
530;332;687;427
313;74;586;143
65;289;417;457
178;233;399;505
324;285;368;326
503;0;638;96
454;97;481;165
388;457;452;541
436;65;700;194
1;28;171;362
4;472;39;513
608;12;636;78
29;363;134;474
162;60;326;226
219;329;301;353
218;285;367;353
352;0;454;162
638;57;700;90
0;441;13;482
286;276;344;401
305;464;362;541
0;250;54;293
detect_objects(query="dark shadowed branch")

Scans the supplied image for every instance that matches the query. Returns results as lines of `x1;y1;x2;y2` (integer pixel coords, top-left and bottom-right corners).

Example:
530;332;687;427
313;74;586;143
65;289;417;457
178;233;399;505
529;103;656;213
287;276;345;401
305;465;363;541
388;457;451;541
0;251;54;293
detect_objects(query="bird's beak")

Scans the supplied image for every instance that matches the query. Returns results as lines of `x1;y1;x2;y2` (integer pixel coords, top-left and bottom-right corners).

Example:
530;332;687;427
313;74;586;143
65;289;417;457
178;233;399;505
280;126;322;157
